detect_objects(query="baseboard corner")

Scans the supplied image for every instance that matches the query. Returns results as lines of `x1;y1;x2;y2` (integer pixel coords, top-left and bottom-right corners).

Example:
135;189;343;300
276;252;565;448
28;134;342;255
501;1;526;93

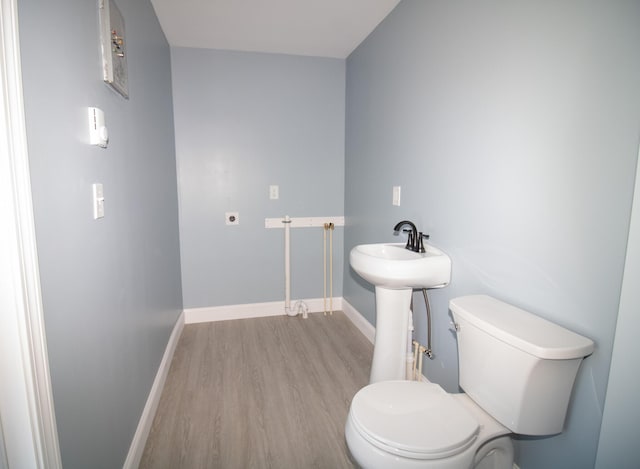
341;298;375;344
123;310;184;469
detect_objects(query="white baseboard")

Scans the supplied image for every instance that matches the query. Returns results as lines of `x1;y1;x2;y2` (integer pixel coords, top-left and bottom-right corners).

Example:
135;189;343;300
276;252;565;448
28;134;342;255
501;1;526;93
184;297;344;324
183;298;377;349
341;298;375;344
123;311;184;469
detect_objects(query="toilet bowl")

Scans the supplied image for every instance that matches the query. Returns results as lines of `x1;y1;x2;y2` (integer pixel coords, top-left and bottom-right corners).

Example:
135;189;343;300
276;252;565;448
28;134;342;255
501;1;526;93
345;295;594;469
345;380;513;469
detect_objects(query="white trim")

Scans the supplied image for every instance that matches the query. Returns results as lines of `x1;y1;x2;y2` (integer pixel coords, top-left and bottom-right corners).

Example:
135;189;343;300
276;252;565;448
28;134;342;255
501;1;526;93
264;216;345;228
185;297;344;324
0;1;62;467
183;296;377;341
185;300;286;324
123;311;185;469
341;299;376;344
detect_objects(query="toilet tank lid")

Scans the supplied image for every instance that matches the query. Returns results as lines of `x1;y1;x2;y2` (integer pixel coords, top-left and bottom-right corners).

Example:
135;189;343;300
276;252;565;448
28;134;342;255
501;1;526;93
449;295;594;360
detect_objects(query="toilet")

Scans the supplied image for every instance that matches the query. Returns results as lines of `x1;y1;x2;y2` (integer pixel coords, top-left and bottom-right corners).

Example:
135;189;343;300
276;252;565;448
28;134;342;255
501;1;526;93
345;295;594;469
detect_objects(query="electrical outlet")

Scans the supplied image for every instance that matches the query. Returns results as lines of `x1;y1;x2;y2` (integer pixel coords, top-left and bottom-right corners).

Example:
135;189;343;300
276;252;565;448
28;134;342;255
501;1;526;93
269;185;279;200
225;212;239;225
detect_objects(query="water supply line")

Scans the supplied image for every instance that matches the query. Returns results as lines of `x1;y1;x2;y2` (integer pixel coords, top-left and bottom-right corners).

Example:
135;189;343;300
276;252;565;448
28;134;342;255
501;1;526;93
323;223;334;315
411;340;430;381
406;309;415;380
421;288;434;359
412;339;419;381
329;223;333;314
323;224;326;314
408;288;435;380
283;215;308;318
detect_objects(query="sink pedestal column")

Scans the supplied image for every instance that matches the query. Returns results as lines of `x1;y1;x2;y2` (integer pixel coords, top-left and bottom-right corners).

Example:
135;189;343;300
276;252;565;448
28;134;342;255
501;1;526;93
370;286;412;383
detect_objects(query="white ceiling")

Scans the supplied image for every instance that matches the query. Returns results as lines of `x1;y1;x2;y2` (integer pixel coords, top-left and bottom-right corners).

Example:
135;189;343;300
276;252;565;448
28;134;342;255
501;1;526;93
149;0;401;59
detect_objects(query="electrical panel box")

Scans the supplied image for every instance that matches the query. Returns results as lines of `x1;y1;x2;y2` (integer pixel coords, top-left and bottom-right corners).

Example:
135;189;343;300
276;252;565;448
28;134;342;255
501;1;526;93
99;0;128;98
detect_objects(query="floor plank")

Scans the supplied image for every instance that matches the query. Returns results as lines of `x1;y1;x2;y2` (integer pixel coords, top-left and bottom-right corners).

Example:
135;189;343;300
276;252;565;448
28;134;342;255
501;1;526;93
140;312;373;468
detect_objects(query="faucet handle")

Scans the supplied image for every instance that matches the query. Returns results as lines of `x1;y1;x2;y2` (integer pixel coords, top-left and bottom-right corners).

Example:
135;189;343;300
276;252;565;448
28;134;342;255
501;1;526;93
418;232;430;253
406;232;414;250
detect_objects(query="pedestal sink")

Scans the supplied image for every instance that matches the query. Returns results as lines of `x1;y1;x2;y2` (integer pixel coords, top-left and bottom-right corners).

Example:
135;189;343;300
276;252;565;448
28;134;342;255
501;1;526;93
350;242;451;383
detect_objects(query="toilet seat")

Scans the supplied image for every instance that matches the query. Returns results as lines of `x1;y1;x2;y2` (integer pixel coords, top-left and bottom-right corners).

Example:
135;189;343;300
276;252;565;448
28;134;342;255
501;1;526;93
349;381;479;460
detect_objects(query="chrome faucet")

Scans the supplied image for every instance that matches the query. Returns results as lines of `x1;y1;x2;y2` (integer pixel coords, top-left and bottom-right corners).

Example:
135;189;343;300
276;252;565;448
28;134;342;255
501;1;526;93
393;220;429;253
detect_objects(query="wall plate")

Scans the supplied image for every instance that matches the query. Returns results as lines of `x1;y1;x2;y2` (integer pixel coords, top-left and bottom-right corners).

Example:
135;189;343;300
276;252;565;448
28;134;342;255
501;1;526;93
225;212;239;225
99;0;129;98
393;185;401;206
92;183;105;219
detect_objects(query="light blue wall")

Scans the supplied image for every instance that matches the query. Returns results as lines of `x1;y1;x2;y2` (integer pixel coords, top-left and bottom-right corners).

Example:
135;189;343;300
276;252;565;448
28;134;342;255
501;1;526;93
18;0;182;467
171;48;345;309
343;1;640;468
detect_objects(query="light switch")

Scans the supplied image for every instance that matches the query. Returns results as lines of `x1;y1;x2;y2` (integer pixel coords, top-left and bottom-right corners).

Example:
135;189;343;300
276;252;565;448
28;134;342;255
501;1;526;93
393;186;401;206
92;183;105;219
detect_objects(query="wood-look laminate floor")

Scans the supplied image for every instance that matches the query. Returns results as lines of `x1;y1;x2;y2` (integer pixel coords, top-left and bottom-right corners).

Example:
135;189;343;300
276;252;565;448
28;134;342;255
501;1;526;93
140;311;373;469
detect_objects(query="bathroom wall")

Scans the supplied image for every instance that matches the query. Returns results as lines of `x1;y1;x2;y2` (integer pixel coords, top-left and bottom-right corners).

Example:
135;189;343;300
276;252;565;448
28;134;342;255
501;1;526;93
171;48;345;309
595;145;640;467
17;0;182;467
343;1;640;467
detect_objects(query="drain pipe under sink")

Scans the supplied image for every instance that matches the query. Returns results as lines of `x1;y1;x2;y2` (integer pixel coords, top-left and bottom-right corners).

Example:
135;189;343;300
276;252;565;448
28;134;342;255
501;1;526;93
283;215;308;318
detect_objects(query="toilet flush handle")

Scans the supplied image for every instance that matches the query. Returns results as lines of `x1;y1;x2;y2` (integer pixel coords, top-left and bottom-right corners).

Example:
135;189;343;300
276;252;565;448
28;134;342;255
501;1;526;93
449;321;460;332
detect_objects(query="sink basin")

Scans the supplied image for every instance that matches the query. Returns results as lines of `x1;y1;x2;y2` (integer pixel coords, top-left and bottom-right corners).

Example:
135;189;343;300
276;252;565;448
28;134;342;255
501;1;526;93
350;243;451;290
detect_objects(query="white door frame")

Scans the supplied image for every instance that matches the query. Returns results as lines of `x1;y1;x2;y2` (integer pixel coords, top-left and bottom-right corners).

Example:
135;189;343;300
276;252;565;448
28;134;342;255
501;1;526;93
0;0;62;467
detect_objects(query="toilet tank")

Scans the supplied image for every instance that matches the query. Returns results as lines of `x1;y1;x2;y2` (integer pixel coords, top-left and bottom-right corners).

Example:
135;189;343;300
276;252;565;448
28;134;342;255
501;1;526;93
449;295;594;436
